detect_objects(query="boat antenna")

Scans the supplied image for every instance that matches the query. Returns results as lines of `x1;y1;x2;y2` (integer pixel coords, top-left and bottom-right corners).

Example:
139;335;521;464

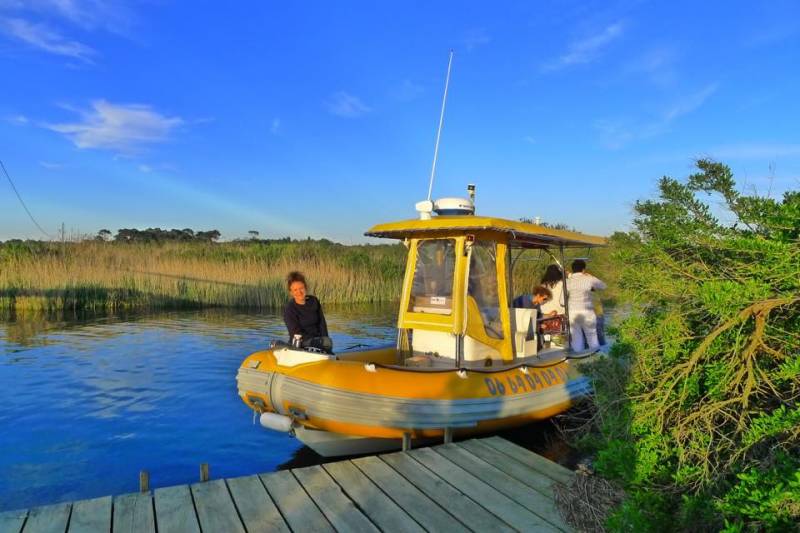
426;49;454;202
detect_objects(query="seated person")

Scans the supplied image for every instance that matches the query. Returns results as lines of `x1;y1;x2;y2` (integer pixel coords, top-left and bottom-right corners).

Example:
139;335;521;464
283;271;333;352
513;285;553;314
513;286;553;349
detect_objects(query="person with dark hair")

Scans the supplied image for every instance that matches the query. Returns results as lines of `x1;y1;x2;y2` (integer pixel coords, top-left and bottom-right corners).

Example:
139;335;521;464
512;285;552;312
513;285;553;350
566;259;606;352
283;271;332;352
539;264;565;316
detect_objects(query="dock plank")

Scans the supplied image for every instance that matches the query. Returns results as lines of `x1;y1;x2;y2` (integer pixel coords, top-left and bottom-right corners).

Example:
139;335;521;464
227;475;289;533
68;495;111;533
0;509;27;533
352;455;469;533
408;447;557;532
153;485;200;533
191;480;244;533
461;439;559;498
323;461;424;533
380;452;514;533
113;492;155;533
293;465;378;533
480;436;574;485
19;503;70;533
435;443;570;532
4;437;570;533
260;470;333;532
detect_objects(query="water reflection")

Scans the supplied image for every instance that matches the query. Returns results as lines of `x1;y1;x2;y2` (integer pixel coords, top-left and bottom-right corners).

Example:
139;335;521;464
0;302;578;512
0;304;397;511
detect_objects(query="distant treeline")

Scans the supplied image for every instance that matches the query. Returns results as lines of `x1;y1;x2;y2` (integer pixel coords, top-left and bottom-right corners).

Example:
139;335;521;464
0;227;330;245
109;228;224;242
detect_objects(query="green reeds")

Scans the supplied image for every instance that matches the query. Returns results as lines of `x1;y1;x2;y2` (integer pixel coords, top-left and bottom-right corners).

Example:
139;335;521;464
0;239;566;314
0;240;407;313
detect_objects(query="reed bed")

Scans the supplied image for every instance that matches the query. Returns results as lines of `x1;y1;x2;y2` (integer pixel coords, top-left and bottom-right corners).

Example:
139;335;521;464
0;240;406;313
0;239;574;314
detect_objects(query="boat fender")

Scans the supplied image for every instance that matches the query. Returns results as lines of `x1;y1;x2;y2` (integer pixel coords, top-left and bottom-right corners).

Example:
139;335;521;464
259;412;294;433
364;363;377;373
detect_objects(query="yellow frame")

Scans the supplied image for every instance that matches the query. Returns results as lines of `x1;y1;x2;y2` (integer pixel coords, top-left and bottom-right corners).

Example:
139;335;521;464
398;235;466;334
398;232;515;362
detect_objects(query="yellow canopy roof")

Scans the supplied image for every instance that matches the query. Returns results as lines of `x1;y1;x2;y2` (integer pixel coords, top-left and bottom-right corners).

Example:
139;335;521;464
365;216;606;248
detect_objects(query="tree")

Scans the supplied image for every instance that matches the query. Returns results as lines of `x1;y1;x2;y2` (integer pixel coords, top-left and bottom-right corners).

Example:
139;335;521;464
586;160;799;530
248;230;259;240
97;229;112;241
196;230;221;242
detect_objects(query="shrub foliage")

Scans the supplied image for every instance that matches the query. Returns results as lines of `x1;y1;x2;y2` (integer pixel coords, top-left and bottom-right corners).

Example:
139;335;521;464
588;160;799;531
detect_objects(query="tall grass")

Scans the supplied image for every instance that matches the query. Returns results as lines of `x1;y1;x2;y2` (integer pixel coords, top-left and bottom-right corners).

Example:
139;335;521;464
0;240;406;313
0;239;603;314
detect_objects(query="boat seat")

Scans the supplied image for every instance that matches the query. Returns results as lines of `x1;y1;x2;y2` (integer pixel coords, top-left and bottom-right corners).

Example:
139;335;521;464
513;308;538;357
411;329;455;359
462;296;504;361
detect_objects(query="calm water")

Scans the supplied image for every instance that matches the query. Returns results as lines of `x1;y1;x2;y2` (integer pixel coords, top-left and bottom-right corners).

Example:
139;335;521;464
0;305;577;511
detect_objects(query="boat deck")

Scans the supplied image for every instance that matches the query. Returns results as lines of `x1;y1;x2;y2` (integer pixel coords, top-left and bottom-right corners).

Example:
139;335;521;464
0;436;575;532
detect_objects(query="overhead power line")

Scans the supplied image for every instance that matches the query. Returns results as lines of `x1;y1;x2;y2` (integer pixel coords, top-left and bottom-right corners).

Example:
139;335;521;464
1;158;52;239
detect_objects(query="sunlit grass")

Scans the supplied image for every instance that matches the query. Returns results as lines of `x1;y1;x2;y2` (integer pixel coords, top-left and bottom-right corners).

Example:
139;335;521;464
0;239;584;313
0;240;407;312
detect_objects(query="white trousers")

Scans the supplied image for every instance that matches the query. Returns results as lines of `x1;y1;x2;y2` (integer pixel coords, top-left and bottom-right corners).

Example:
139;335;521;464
570;310;599;352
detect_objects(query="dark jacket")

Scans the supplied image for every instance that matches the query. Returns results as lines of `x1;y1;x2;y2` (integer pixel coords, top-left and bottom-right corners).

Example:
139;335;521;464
283;295;328;340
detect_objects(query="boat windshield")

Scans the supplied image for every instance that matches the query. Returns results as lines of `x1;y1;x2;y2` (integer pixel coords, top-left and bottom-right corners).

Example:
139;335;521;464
408;239;456;315
468;241;503;338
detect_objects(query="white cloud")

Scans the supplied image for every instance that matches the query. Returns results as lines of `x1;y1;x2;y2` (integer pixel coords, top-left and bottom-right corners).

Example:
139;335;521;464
1;0;134;33
523;136;537;145
270;117;280;135
138;164;152;173
594;119;636;150
594;84;719;150
543;21;625;71
0;16;94;61
326;91;371;118
46;100;184;153
463;28;490;51
625;46;679;86
6;114;28;124
39;161;62;169
663;84;718;122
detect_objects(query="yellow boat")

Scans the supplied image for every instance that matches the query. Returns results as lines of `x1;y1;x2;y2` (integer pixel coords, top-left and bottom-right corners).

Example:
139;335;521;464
236;191;607;456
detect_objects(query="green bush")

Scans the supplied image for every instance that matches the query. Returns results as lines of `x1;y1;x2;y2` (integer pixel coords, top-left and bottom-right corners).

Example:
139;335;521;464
584;160;799;531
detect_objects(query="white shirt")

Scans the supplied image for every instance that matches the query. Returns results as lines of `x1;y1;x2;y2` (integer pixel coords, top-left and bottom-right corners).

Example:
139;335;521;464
539;280;565;315
566;272;606;314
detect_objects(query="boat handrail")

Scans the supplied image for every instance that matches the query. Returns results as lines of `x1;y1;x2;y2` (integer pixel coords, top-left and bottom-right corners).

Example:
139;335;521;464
358;348;601;374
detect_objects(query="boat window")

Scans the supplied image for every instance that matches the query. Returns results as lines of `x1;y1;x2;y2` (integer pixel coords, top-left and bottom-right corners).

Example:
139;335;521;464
408;239;456;315
469;241;503;339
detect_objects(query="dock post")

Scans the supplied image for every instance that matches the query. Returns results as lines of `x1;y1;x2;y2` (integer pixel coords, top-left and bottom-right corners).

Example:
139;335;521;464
200;463;209;482
402;432;411;451
139;470;149;493
443;427;453;444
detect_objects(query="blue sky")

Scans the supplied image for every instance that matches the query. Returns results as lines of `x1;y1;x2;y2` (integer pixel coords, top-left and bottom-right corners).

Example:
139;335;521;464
1;1;799;242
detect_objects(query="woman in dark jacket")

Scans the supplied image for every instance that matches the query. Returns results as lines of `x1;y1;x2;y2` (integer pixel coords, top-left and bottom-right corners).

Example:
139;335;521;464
283;271;332;352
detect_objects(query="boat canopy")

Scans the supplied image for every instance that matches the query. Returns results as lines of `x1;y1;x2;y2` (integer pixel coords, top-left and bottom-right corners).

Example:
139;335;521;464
365;216;606;249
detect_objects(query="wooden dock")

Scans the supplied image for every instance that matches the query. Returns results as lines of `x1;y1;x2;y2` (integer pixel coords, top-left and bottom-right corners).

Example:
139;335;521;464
0;436;575;532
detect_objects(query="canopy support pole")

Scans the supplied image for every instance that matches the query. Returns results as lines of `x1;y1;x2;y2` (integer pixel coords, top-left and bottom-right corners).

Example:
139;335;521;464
560;244;572;352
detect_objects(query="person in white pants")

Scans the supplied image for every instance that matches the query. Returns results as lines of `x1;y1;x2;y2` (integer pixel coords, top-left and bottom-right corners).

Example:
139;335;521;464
566;259;606;352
